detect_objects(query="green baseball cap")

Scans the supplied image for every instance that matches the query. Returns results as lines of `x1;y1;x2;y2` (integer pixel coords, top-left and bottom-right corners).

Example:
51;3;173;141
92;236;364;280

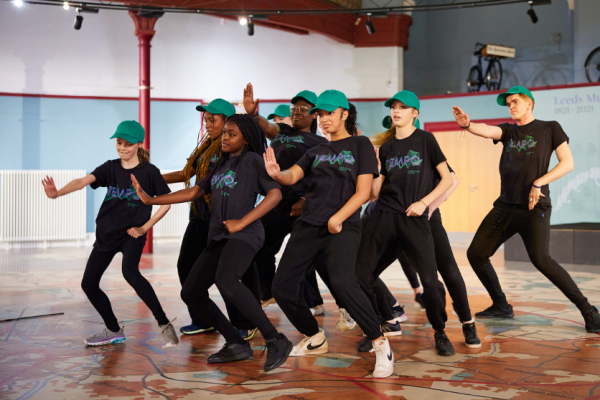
291;90;318;105
110;120;145;144
267;104;291;120
196;98;236;117
309;90;350;115
384;90;420;111
497;86;535;106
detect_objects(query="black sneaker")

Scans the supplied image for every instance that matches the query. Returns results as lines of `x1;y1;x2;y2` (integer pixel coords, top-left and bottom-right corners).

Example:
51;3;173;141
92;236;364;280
381;321;402;337
415;293;426;310
357;336;373;352
475;304;514;319
462;322;482;348
434;330;455;356
583;306;600;333
392;305;408;322
207;341;253;363
263;333;293;372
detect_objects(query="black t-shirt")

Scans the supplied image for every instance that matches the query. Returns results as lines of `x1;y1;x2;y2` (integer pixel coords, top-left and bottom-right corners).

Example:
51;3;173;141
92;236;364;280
91;159;171;252
190;152;218;222
376;129;447;215
271;123;328;200
495;120;569;207
199;152;281;252
295;135;379;226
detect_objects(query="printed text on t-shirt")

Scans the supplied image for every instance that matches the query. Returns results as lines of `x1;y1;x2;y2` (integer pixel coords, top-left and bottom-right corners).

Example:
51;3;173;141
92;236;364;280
312;150;356;171
385;150;423;174
506;136;537;155
211;170;238;190
104;184;140;202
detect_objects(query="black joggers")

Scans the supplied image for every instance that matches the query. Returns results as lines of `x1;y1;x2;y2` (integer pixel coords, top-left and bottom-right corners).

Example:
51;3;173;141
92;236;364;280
81;236;169;332
273;220;383;341
467;200;592;312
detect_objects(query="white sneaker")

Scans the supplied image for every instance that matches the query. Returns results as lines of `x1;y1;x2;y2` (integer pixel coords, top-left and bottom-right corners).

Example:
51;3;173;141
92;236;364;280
336;308;357;331
159;318;179;348
370;338;394;378
311;304;325;316
289;328;328;356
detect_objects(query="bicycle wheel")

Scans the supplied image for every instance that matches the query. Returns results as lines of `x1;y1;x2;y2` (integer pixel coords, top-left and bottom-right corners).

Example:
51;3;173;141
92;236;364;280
467;66;482;92
585;46;600;83
486;59;503;91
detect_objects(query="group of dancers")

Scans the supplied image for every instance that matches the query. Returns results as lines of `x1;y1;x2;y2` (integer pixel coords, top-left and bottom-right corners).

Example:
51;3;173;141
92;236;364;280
42;84;600;379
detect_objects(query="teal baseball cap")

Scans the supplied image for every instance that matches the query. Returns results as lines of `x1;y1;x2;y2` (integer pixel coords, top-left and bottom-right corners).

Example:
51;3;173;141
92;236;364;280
291;90;318;105
196;98;236;117
497;85;535;106
309;90;350;115
110;120;145;144
267;104;291;120
383;90;421;129
384;90;420;111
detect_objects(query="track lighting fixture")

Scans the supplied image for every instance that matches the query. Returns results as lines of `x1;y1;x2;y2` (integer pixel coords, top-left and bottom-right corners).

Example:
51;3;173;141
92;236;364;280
248;17;254;36
365;14;375;35
527;5;538;23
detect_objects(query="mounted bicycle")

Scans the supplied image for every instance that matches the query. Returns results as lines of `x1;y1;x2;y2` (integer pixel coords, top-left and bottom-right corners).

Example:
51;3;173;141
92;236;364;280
585;46;600;83
467;43;515;92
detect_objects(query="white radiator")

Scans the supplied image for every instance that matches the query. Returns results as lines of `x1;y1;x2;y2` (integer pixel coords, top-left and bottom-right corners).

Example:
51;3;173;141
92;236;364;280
152;171;191;239
0;170;87;246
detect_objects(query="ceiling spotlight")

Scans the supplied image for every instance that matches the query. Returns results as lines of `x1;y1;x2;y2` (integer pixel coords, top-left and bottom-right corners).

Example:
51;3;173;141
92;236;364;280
365;14;375;35
527;6;538;23
247;18;254;36
74;10;83;30
13;0;24;6
63;1;69;10
238;16;248;26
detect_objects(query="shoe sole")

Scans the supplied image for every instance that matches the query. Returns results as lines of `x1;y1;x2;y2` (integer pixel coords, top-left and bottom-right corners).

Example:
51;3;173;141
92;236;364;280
464;342;482;349
243;328;258;341
181;329;216;335
264;340;294;372
336;323;357;331
383;331;402;337
84;337;126;346
475;315;514;319
585;328;600;333
162;341;179;349
373;364;394;378
436;349;456;356
207;351;254;363
289;344;329;357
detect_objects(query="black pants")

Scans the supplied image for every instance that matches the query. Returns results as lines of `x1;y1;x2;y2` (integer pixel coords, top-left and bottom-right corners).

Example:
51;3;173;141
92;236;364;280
467;200;591;312
178;219;258;330
356;209;447;331
273;220;382;340
398;253;421;289
82;236;168;332
303;266;324;308
181;239;278;344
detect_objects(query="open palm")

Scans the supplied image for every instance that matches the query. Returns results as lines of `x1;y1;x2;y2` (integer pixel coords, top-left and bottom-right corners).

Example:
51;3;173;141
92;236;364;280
263;147;281;178
42;176;58;199
243;83;259;116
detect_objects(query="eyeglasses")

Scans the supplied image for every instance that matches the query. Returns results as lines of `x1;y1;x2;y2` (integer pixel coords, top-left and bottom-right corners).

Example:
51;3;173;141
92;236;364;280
290;106;311;114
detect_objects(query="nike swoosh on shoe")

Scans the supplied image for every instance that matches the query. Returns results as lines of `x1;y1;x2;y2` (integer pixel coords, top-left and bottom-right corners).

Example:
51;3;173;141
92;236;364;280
307;339;326;351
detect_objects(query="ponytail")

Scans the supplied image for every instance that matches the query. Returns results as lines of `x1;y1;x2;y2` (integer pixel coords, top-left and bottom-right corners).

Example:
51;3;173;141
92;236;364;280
137;147;150;166
371;127;395;148
344;103;359;136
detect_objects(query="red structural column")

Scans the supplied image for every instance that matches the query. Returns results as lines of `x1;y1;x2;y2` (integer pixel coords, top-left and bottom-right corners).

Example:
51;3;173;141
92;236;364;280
130;12;160;254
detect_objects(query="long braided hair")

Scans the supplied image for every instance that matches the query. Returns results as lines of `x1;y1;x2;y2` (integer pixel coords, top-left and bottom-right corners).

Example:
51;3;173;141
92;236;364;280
182;118;224;213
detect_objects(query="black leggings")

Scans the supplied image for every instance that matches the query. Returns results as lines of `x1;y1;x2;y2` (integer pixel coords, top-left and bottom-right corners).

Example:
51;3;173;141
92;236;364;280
468;200;591;312
356;209;447;331
273;220;382;340
82;236;168;332
181;239;278;344
177;219;258;330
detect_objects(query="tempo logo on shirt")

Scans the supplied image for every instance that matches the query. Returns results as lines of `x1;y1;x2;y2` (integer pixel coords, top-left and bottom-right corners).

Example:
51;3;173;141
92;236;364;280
506;136;537;154
211;170;238;190
385;150;423;173
104;184;140;202
312;150;356;171
274;134;305;145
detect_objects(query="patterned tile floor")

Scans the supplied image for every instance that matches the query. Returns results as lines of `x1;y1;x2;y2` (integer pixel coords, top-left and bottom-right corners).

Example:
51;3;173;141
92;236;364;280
1;244;599;400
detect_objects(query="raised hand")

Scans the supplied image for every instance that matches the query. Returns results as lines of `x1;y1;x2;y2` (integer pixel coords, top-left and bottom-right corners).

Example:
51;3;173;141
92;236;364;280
130;174;153;205
243;83;259;116
127;226;147;238
42;176;59;199
452;106;470;128
263;147;281;178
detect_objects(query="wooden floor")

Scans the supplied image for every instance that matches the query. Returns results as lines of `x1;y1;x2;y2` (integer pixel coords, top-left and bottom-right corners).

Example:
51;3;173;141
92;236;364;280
1;244;599;400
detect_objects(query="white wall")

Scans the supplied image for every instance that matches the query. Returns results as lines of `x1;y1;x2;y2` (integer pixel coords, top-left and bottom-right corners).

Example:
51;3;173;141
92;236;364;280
0;3;403;100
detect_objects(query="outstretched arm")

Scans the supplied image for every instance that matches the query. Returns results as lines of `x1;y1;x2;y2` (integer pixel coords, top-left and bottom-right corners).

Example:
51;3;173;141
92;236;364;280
42;174;96;199
263;147;305;186
328;173;373;234
243;83;279;140
131;174;205;205
162;170;185;184
452;106;503;140
128;204;171;238
224;188;282;234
